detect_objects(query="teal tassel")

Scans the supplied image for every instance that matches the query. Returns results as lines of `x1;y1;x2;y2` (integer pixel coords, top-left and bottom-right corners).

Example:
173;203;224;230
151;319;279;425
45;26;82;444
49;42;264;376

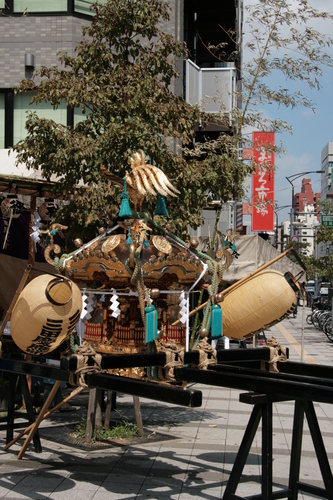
155;195;168;216
118;178;132;218
232;241;237;252
145;304;158;343
126;227;132;245
210;304;222;339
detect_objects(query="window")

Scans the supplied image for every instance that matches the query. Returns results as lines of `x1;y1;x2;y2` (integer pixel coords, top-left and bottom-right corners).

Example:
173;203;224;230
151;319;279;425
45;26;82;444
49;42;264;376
14;1;67;12
74;106;88;126
75;0;108;16
0;94;4;149
14;93;67;144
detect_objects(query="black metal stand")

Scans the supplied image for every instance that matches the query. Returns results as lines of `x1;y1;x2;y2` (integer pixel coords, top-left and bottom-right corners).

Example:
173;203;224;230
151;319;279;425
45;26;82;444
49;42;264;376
222;393;333;500
288;400;333;500
2;373;42;453
2;350;333;495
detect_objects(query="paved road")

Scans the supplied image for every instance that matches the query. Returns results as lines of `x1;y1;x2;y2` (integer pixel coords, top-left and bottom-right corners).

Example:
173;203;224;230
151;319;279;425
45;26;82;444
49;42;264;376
1;307;333;499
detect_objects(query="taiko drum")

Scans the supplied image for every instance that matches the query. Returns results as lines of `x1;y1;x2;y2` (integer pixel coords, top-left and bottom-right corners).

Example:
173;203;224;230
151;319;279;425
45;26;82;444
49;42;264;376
219;270;299;340
10;274;82;355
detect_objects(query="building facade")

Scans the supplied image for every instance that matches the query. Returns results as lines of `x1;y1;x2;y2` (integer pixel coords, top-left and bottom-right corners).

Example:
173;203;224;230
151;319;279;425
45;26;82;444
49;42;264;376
0;0;243;248
292;204;318;257
321;142;333;201
0;1;102;150
293;178;321;216
0;0;242;153
318;141;333;258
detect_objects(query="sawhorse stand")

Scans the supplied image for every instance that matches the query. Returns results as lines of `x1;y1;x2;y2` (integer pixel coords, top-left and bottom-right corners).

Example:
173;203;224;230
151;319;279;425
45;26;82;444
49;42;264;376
223;393;333;500
1;372;42;453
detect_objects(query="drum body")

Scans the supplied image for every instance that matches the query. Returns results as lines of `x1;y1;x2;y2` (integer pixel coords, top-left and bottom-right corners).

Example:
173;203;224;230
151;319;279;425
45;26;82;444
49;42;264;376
220;270;299;339
11;274;82;355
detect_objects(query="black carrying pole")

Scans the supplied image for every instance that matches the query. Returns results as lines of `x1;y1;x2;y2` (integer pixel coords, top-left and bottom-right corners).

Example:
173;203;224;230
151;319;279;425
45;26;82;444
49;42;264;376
61;348;271;371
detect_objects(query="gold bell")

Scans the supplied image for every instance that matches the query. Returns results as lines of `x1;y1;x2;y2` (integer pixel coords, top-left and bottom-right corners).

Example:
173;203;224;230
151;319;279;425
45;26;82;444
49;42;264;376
151;288;160;299
199;328;209;338
215;292;224;303
98;227;106;235
190;238;199;249
74;238;83;249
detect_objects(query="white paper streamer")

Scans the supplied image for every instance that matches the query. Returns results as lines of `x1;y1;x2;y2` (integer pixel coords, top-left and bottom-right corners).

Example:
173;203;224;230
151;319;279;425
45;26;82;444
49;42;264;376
179;291;188;324
110;289;121;318
80;293;95;320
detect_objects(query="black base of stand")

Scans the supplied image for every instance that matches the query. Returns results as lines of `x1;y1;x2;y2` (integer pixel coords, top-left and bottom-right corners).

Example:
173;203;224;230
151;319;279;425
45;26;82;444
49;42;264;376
4;373;42;453
222;393;333;500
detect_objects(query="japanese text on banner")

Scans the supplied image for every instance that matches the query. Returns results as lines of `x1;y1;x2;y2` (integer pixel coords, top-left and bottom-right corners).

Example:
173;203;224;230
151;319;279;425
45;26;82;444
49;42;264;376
251;132;275;232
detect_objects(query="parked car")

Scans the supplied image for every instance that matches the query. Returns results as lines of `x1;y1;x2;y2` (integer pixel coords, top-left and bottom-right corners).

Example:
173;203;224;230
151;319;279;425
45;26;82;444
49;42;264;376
320;282;330;296
305;280;315;294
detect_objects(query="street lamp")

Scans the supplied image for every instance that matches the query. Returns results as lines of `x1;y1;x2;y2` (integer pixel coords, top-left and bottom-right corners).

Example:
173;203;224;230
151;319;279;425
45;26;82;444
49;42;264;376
274;205;291;251
286;170;324;238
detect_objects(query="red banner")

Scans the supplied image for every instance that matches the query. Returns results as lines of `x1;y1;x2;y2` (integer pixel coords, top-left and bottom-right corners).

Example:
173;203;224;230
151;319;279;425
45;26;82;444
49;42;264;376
251;132;275;232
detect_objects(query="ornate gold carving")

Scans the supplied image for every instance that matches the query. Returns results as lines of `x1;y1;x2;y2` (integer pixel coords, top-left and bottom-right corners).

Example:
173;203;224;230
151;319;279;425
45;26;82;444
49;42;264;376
152;235;172;255
143;251;203;283
101;150;180;212
44;243;61;265
101;234;121;254
216;248;232;270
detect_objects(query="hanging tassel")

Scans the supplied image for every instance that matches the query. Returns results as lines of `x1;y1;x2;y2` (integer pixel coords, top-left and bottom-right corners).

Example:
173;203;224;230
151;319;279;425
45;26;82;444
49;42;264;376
154;195;168;216
145;304;158;343
231;240;240;258
210;304;222;338
126;227;132;245
118;178;132;218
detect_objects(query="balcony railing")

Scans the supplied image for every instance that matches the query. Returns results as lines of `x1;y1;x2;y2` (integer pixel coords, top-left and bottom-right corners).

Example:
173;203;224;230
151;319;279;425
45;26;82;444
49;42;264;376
185;59;237;119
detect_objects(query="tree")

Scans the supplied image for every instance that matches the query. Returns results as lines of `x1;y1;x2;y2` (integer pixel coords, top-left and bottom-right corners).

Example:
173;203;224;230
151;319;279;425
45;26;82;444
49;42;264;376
12;0;244;243
186;0;333;191
314;200;333;280
12;0;333;246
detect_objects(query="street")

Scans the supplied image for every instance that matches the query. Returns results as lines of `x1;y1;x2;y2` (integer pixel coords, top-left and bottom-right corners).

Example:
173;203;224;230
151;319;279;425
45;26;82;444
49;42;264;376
0;308;333;499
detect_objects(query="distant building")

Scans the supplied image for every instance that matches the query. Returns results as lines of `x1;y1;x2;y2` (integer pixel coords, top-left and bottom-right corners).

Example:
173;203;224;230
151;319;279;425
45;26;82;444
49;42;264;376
318;141;333;258
293;178;321;215
321;141;333;201
292;204;318;257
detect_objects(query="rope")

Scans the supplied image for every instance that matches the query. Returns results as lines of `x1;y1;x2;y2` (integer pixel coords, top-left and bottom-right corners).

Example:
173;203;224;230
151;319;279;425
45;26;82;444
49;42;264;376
157;343;184;382
261;336;287;373
200;260;224;332
125;253;151;323
55;254;68;274
69;332;80;353
69;341;102;388
2;210;13;249
125;247;159;380
194;338;217;370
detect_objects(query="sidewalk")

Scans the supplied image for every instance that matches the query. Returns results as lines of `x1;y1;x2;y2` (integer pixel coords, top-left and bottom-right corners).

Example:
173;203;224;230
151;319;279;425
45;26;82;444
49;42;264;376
1;308;333;499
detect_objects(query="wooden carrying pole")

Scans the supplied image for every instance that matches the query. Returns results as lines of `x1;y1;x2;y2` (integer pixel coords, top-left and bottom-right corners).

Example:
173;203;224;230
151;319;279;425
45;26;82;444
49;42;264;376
4;386;85;451
17;380;62;460
172;247;295;326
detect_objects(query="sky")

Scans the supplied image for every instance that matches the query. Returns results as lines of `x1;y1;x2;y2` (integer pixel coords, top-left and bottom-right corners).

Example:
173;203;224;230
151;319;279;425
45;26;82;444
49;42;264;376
243;0;333;225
